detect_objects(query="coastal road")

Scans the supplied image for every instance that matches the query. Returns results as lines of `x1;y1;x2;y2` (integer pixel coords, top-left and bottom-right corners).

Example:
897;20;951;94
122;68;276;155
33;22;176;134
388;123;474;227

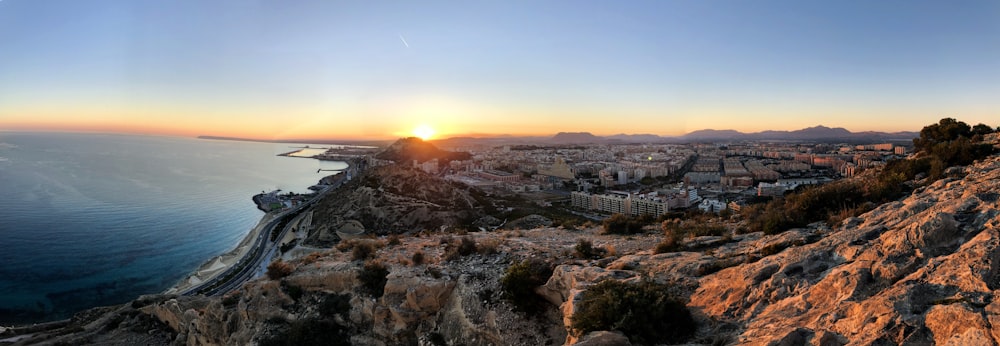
181;160;362;296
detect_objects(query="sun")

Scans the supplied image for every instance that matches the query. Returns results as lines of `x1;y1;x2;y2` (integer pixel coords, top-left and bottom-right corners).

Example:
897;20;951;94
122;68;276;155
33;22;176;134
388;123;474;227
413;124;435;140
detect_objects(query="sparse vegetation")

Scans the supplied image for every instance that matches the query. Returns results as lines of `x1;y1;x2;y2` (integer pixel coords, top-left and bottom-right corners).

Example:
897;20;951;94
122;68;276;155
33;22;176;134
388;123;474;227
386;234;402;246
443;236;478;261
351;241;376;261
301;252;325;265
654;232;679;254
477;238;501;255
571;280;696;345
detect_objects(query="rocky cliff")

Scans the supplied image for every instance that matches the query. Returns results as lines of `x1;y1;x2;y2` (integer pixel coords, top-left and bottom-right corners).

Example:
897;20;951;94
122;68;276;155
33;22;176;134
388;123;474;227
9;149;1000;345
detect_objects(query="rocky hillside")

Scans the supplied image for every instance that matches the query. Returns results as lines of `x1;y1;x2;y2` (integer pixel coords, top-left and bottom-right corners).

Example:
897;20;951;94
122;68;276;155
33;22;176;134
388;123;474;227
306;164;490;244
9;140;1000;345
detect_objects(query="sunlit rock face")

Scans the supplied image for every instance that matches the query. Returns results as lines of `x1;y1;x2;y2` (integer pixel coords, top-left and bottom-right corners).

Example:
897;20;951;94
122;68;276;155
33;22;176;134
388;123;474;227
690;155;1000;345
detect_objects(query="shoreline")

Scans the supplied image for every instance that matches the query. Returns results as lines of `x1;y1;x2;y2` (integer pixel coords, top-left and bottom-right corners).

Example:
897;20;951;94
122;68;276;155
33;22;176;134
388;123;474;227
164;211;280;295
166;159;355;295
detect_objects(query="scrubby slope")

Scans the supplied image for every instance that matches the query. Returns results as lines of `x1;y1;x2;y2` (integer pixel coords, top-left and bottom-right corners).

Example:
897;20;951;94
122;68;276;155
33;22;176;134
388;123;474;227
307;164;489;243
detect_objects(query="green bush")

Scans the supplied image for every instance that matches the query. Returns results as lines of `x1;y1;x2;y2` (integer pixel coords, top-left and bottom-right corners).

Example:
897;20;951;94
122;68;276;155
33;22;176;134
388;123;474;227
571;280;696;345
501;259;553;312
358;261;389;298
602;213;653;235
574;239;602;259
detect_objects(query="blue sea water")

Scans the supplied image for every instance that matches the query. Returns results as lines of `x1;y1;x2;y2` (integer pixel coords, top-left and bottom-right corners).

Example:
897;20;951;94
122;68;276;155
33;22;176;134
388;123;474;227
0;132;347;324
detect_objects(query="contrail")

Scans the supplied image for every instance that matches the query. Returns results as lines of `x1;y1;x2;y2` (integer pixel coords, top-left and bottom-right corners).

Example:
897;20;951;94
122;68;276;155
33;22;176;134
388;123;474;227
399;34;409;48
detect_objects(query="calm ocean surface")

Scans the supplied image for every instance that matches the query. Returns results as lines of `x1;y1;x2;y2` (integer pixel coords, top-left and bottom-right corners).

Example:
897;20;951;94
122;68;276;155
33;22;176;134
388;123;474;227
0;133;347;324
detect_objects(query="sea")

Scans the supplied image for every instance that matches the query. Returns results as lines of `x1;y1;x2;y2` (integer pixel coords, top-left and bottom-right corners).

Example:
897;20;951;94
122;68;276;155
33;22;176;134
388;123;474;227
0;132;348;325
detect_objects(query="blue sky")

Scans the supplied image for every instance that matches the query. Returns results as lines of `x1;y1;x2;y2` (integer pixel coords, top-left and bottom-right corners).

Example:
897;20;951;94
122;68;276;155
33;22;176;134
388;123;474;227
1;0;997;139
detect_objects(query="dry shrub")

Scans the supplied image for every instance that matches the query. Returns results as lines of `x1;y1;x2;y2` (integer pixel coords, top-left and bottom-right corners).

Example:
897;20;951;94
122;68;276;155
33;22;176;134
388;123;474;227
387;234;402;247
352;241;376;261
335;239;355;252
654;233;679;254
477;238;502;255
267;260;295;280
411;251;425;266
301;252;325;265
575;239;604;259
440;235;455;245
443;236;477;261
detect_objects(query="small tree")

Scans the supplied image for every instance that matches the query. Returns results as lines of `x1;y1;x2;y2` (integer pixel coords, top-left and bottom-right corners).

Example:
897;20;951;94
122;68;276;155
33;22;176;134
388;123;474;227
571;280;696;345
358;261;389;298
501;259;553;312
574;238;605;259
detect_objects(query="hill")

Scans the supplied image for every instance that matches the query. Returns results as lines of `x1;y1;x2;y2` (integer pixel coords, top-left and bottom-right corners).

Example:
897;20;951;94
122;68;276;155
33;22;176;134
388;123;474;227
375;137;471;164
550;132;606;144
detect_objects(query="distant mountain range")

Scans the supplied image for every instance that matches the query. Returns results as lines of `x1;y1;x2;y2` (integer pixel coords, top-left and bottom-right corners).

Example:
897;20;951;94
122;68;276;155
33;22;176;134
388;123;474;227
434;126;919;146
679;125;916;142
200;125;919;149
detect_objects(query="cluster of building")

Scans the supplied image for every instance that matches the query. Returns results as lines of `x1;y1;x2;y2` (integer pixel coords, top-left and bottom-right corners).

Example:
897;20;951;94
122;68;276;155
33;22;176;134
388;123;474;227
359;139;913;217
571;188;699;217
428;144;696;194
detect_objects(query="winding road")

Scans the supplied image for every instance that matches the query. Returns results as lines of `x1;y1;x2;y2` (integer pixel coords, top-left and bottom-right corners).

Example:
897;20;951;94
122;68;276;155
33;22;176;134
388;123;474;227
181;160;363;296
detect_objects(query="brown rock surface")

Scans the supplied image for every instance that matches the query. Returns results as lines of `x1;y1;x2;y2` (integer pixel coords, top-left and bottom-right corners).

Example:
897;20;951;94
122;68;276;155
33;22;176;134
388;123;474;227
690;156;1000;345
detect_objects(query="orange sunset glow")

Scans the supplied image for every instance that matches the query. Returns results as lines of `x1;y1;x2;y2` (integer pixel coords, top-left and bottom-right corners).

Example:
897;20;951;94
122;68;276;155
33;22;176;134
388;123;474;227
1;1;997;140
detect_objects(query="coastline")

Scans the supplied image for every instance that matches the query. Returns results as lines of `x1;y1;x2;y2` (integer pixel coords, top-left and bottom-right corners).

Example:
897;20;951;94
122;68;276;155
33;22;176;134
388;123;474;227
165;158;356;295
164;211;280;295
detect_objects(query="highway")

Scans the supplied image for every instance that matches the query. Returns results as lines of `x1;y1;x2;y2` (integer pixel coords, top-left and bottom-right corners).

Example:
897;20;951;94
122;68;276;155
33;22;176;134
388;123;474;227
181;160;363;296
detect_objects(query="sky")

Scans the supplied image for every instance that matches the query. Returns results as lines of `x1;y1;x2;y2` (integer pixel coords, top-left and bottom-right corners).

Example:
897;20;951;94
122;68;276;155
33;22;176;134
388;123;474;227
1;0;998;140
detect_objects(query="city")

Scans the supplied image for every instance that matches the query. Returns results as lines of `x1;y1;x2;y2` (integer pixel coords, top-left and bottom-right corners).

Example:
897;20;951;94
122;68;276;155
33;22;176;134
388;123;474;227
345;138;914;220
